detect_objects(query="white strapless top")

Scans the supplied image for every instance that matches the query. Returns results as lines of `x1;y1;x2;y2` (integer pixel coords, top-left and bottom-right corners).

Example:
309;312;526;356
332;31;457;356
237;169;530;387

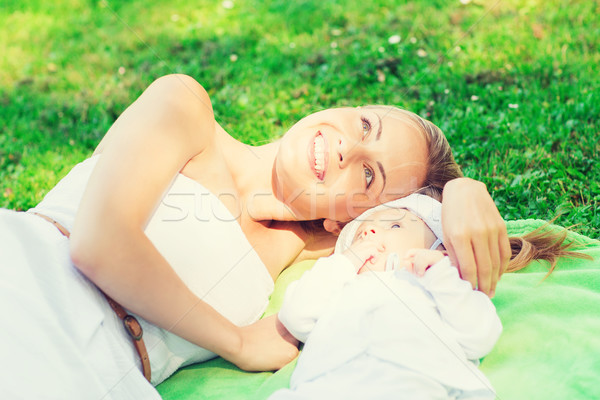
29;156;274;384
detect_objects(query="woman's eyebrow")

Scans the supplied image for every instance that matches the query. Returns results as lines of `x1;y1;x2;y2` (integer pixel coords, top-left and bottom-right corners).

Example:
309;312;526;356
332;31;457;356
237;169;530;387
375;112;383;140
377;161;386;193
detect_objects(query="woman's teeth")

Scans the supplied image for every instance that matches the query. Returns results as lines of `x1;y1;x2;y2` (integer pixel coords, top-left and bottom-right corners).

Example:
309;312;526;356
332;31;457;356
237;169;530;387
314;134;325;176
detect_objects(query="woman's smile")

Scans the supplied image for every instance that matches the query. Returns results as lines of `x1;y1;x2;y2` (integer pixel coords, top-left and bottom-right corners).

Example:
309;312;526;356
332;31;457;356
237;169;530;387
308;131;329;181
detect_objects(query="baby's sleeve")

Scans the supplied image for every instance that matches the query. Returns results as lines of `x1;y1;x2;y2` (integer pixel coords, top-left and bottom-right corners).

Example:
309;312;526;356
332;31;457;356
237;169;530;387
278;254;356;343
421;258;503;360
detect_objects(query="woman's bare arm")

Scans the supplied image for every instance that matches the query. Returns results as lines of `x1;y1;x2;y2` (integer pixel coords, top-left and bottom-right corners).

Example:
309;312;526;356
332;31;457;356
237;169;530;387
70;74;297;370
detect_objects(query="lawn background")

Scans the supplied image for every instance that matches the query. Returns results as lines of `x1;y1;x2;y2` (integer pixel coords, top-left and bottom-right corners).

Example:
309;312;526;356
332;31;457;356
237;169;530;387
1;0;598;238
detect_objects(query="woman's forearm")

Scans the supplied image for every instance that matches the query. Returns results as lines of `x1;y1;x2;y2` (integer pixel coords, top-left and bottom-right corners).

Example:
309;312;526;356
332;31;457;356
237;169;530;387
70;226;243;360
71;217;298;372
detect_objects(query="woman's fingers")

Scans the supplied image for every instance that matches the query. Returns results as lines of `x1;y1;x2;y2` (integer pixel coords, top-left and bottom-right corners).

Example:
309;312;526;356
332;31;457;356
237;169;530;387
489;219;511;296
472;231;493;295
498;223;511;278
477;210;510;296
487;234;500;297
446;233;477;289
442;177;510;297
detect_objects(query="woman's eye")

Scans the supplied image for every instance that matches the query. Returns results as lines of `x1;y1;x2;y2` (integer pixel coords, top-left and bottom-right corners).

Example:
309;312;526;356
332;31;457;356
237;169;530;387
391;223;401;229
361;117;371;139
364;166;374;188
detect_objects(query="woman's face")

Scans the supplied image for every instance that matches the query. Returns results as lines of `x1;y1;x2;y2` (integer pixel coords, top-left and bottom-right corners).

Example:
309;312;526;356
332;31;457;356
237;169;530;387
274;107;428;222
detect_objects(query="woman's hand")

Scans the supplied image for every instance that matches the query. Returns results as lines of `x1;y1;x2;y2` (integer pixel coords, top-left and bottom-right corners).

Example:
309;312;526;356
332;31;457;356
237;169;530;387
233;314;299;372
441;178;511;297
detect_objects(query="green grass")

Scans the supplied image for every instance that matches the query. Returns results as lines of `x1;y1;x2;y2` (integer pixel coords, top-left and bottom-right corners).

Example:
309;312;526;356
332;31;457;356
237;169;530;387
1;0;598;237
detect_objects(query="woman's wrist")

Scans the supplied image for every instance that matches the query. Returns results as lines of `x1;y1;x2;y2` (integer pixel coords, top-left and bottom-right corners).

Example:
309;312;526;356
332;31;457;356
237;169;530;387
174;298;243;364
213;323;244;364
443;177;486;196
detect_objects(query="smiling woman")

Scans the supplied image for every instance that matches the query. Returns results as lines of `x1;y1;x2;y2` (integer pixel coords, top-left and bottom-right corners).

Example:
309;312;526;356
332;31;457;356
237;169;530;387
0;74;509;399
273;106;431;222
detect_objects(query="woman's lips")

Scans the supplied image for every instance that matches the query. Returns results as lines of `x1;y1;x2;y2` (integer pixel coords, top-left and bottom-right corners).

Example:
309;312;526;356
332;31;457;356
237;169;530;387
308;132;328;181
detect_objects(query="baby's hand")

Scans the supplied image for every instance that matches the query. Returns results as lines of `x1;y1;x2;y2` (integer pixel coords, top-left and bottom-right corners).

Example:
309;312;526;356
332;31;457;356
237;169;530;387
401;249;445;276
342;239;384;273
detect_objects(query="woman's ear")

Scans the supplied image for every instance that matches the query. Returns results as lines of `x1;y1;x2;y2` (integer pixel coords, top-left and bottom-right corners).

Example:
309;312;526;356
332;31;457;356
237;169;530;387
323;219;344;235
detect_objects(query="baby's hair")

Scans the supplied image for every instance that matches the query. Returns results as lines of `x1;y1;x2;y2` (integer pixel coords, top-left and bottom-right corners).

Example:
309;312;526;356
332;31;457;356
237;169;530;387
506;220;592;279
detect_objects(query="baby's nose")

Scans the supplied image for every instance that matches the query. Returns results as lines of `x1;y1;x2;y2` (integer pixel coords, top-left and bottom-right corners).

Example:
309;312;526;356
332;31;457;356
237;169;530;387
362;227;377;237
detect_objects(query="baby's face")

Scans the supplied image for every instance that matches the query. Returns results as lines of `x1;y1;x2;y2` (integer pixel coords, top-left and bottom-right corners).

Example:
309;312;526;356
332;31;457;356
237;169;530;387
352;208;437;272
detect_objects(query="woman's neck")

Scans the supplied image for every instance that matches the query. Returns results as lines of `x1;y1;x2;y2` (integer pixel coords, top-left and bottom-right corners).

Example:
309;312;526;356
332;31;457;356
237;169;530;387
223;138;299;222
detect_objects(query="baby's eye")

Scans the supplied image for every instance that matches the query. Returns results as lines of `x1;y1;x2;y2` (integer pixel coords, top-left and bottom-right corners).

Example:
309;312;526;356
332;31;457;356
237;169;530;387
361;117;371;139
391;223;401;229
364;166;374;188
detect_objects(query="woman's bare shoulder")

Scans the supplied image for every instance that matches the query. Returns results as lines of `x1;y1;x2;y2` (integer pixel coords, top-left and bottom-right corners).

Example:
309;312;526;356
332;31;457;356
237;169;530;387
148;74;213;117
94;74;216;156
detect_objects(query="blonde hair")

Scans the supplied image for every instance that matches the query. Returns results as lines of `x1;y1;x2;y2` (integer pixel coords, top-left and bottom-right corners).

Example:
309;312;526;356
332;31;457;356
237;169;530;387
506;221;592;279
378;108;593;275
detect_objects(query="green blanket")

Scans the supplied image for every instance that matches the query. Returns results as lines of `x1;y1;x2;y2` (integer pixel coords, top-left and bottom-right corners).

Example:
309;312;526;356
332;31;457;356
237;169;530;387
156;220;600;399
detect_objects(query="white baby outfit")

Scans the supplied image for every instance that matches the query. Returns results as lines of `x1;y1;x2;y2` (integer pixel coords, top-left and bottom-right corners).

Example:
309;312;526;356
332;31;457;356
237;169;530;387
271;194;502;400
0;156;273;399
273;255;501;400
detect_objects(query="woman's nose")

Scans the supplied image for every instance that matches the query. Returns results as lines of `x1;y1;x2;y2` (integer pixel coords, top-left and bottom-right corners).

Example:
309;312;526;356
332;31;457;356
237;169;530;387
337;137;362;168
337;138;345;165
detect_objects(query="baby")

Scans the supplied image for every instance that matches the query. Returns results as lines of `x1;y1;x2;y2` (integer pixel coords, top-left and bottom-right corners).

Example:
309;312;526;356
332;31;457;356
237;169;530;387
270;194;502;400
